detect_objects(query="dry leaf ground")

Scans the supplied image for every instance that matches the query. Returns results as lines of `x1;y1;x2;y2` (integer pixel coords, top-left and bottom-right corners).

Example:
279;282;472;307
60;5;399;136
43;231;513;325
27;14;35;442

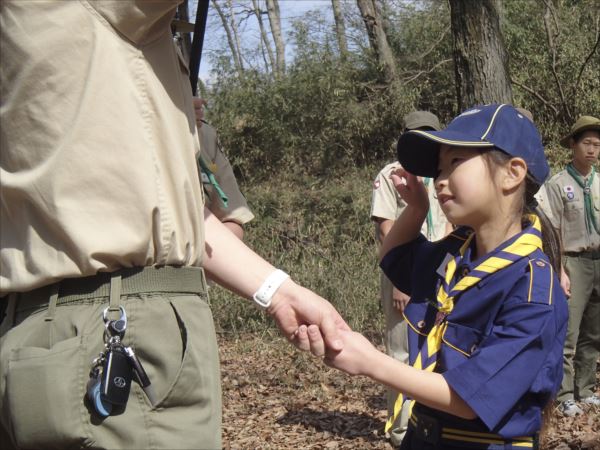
219;334;600;450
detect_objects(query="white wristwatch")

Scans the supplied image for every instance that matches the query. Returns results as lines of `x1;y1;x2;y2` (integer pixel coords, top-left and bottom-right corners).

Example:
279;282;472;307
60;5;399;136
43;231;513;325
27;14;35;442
252;269;290;308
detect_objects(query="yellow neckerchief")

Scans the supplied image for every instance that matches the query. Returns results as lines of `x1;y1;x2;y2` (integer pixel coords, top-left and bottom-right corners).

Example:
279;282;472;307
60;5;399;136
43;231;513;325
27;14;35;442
385;214;543;432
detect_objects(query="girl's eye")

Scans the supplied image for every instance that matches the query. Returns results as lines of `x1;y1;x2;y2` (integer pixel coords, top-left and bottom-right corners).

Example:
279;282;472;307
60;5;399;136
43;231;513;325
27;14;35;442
451;158;463;165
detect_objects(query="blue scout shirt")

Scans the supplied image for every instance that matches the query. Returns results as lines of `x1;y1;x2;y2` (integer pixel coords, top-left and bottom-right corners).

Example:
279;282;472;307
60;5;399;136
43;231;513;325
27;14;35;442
381;228;568;438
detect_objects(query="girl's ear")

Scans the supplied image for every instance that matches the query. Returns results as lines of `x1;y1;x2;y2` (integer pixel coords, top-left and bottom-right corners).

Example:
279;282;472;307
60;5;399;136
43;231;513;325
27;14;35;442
502;157;528;192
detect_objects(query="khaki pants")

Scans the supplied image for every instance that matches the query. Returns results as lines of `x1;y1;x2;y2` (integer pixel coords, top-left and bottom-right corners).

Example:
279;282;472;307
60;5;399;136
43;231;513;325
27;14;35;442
0;267;222;450
558;254;600;401
381;273;410;446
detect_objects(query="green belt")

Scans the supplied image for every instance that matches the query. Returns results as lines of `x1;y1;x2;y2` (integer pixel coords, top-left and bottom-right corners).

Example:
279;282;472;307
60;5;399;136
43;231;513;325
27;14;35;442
12;266;207;315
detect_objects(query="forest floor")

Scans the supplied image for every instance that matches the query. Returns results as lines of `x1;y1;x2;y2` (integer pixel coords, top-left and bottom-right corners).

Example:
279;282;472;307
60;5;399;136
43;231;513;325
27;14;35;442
219;334;600;450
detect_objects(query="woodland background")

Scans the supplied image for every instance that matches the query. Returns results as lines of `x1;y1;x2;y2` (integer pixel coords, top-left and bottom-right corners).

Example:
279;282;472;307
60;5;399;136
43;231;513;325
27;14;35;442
176;0;600;448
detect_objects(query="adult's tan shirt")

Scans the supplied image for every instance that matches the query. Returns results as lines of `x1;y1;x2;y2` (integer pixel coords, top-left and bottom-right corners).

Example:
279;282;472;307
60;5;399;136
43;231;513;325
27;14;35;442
0;0;205;295
198;122;254;225
546;169;600;252
370;162;449;241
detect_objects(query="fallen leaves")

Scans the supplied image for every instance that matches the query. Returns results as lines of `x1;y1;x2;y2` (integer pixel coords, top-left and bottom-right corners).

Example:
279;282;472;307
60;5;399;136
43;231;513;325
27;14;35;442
219;333;600;449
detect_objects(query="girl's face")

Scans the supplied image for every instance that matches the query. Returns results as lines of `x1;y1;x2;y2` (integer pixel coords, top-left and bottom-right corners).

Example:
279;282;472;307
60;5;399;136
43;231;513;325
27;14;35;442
434;145;500;228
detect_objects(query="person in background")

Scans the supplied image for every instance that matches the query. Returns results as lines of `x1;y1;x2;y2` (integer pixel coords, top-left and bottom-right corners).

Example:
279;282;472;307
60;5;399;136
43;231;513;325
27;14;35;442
547;115;600;417
193;97;254;241
370;110;452;446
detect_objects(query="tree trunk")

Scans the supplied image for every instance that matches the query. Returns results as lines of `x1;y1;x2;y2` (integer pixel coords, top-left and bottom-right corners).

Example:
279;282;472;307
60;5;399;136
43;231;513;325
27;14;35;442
356;0;396;82
449;0;513;110
331;0;349;60
266;0;285;76
252;0;276;73
227;0;245;71
212;0;244;77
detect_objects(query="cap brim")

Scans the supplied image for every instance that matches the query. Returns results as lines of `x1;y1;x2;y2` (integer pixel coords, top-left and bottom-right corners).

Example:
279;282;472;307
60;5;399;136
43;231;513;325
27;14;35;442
560;124;600;148
397;130;495;178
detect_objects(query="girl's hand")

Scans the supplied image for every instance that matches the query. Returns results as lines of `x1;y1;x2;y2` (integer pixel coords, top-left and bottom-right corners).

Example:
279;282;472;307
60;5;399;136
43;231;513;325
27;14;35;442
324;330;378;376
295;325;377;376
390;167;429;213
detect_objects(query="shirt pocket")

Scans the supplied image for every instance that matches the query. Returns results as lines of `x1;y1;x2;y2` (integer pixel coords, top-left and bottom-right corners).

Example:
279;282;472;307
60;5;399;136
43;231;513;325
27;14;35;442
404;300;435;337
442;321;483;358
563;200;583;221
563;202;585;241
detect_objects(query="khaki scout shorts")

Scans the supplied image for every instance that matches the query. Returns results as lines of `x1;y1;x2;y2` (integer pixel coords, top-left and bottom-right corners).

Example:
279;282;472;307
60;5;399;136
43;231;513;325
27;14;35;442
0;266;222;450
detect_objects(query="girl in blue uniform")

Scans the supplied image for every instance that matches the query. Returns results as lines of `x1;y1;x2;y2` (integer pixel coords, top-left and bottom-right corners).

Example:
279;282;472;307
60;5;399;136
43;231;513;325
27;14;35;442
297;104;568;449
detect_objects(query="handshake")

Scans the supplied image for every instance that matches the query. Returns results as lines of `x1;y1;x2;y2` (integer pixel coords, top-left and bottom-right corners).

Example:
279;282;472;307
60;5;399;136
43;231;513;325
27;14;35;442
266;280;377;377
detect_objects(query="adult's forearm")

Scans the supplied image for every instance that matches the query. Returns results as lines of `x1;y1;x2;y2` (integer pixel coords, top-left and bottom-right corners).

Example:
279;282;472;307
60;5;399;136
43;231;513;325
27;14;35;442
203;208;276;299
222;220;244;240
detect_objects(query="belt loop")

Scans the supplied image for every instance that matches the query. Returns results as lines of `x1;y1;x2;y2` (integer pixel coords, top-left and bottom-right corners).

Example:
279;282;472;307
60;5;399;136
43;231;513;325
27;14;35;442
109;272;122;311
44;284;60;322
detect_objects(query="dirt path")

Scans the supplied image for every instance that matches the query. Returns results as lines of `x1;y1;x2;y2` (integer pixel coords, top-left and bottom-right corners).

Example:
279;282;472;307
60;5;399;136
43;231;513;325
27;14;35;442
219;334;600;449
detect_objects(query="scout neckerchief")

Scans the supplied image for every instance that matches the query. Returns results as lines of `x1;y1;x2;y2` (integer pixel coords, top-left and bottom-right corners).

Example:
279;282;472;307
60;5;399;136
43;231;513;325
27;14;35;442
385;214;543;432
197;154;229;207
566;163;599;234
423;178;434;240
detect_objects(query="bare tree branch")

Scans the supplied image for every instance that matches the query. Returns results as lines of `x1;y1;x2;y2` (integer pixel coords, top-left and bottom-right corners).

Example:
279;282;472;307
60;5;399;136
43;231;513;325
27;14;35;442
542;0;571;121
407;28;449;63
402;58;452;84
212;0;244;77
511;79;559;115
574;14;600;95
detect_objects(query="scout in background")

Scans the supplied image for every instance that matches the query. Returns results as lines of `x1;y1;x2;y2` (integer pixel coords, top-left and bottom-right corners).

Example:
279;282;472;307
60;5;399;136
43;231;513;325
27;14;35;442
370;110;452;446
546;115;600;417
193;97;255;240
299;104;568;450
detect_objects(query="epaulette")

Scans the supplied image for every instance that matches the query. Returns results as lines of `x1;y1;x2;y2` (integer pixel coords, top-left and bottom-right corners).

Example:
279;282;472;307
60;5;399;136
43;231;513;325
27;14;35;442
526;257;554;305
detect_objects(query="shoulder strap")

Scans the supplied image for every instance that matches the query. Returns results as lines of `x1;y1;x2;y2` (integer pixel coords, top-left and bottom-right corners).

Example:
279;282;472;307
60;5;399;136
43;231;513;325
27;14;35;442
527;258;554;305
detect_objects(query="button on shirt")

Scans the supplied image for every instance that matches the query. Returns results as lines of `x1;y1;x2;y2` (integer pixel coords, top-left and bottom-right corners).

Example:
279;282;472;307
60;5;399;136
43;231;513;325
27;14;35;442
1;0;205;294
381;230;568;437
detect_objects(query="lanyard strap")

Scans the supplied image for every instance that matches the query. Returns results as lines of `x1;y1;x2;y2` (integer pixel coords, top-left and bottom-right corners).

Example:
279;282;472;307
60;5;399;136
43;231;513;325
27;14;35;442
197;154;229;207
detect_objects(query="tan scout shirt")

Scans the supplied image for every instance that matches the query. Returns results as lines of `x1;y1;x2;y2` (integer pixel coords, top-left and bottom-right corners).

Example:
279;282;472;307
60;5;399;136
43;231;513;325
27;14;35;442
0;0;205;294
198;123;254;225
534;184;555;224
546;169;600;252
370;162;449;241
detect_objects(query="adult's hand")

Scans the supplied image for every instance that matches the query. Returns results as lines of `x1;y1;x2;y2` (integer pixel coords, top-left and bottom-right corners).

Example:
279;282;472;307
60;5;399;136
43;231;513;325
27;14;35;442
192;97;207;129
392;287;410;313
269;283;351;356
202;208;350;356
560;266;571;297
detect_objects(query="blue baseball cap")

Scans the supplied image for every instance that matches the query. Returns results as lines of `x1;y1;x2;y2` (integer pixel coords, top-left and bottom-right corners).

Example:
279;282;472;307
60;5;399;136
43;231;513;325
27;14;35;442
396;104;549;186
